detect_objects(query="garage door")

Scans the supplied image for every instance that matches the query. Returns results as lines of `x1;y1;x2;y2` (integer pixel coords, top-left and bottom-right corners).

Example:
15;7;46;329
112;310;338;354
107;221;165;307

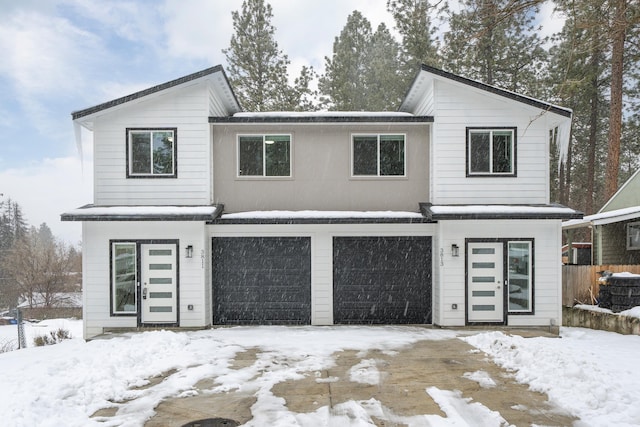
333;236;432;324
212;237;311;324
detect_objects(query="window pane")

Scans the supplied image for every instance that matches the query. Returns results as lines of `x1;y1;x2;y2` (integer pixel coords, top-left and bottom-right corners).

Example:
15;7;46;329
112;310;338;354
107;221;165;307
113;243;136;313
239;136;264;176
265;135;290;176
131;132;151;174
353;136;378;175
493;131;513;173
152;131;174;174
469;132;490;173
509;242;531;311
380;135;405;176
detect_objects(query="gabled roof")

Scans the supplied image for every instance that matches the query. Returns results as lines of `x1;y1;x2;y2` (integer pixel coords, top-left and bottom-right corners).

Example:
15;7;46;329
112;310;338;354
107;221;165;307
599;168;640;213
400;64;572;118
563;206;640;230
72;65;241;121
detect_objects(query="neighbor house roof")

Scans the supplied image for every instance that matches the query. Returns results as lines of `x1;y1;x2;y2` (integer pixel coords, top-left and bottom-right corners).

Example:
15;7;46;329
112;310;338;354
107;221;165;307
563;206;640;230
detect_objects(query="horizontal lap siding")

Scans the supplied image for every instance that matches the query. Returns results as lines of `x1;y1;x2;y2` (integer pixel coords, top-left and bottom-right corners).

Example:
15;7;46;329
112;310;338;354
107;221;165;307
93;83;211;206
432;81;550;205
82;221;208;339
437;220;562;327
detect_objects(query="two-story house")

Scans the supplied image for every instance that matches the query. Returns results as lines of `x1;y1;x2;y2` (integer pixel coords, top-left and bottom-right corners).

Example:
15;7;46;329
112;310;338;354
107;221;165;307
62;64;581;339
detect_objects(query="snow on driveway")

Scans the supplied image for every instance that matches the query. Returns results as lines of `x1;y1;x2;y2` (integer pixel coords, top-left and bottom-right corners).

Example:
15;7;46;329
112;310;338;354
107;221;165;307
0;322;639;426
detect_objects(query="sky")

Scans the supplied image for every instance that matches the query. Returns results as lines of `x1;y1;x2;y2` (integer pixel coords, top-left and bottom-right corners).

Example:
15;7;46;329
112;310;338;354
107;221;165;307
0;0;565;245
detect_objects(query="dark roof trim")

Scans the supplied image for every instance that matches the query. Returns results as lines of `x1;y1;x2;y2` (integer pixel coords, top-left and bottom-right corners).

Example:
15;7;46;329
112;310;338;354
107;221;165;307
210;217;434;225
420;203;583;221
61;204;224;222
72;66;238;120
417;64;572;118
209;115;433;124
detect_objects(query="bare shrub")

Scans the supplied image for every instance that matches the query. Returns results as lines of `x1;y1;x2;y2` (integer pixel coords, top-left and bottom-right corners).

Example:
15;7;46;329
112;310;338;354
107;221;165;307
33;328;72;347
0;339;17;353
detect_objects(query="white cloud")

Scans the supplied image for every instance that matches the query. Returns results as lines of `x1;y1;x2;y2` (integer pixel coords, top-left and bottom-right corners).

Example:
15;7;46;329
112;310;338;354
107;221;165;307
0;155;93;245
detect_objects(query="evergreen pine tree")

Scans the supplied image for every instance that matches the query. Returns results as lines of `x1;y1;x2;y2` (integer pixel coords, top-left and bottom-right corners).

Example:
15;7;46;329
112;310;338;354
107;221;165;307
223;0;315;111
365;23;404;110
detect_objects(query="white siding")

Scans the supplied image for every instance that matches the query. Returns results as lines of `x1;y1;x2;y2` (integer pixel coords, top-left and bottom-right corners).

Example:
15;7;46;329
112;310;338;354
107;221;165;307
82;221;209;339
437;219;562;328
431;80;551;205
92;82;212;206
209;223;437;326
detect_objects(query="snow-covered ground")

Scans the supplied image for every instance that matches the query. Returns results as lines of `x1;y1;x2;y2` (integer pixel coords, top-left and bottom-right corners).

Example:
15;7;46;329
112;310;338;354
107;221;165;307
0;321;639;426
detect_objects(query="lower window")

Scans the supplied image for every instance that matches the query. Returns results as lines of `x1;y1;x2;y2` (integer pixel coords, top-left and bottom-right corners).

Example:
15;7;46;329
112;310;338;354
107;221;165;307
112;242;137;314
508;241;533;312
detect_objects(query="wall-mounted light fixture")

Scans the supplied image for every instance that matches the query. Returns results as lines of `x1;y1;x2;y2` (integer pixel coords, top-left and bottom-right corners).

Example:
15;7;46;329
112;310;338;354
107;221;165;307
185;245;194;258
451;244;460;257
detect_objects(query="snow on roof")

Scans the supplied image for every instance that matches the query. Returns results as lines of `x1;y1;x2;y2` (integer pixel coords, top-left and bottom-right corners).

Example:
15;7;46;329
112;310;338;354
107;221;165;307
428;205;578;215
221;210;424;219
563;206;640;229
233;111;415;118
61;205;223;221
17;292;82;308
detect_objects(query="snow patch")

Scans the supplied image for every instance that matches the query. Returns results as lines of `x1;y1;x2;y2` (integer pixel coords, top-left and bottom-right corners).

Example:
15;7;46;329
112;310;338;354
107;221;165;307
463;370;497;388
349;359;381;385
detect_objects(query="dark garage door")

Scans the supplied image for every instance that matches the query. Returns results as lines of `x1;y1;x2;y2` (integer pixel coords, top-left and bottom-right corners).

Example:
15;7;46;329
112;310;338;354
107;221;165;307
333;236;432;324
212;237;311;324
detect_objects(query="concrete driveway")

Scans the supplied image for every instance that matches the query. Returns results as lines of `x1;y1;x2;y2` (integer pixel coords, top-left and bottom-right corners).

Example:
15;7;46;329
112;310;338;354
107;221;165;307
137;329;574;427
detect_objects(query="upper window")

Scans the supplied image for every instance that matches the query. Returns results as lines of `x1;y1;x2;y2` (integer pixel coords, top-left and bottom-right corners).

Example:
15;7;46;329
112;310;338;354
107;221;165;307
352;134;405;177
466;128;516;177
127;128;177;178
628;222;640;250
238;135;291;177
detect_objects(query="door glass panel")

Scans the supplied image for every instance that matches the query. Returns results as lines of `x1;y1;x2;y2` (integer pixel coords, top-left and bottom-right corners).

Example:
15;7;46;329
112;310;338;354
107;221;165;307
149;277;173;284
509;241;532;312
472;276;495;283
473;305;495;311
472;290;496;297
472;248;495;254
150;292;173;298
472;262;495;268
149;249;172;256
149;263;172;270
149;306;173;312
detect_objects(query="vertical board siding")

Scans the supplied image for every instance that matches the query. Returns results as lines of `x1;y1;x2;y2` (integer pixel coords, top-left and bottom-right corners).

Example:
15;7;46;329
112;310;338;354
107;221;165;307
431;81;550;205
93;83;212;206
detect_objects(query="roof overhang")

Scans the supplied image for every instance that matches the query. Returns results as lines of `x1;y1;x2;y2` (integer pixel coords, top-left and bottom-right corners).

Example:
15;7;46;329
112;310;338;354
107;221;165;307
61;204;224;222
212;210;432;224
210;111;433;124
563;206;640;230
421;203;583;221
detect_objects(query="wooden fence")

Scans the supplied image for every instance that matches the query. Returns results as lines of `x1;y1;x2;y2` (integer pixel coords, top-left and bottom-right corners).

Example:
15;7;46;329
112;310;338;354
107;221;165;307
562;264;640;306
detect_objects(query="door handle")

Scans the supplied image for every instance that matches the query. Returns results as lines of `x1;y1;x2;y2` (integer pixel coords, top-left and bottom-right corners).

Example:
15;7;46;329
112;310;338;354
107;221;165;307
143;287;148;300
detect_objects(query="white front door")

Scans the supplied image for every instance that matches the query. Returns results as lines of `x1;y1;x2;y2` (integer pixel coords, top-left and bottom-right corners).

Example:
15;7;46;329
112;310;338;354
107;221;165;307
141;244;178;324
467;242;504;323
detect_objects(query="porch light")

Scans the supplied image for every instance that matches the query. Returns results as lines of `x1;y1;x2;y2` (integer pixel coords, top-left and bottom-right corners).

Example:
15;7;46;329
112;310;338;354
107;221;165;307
451;244;460;257
185;245;194;258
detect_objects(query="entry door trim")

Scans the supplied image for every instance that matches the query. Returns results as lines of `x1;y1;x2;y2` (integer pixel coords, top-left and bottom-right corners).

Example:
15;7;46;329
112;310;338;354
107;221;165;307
465;238;507;326
109;239;180;327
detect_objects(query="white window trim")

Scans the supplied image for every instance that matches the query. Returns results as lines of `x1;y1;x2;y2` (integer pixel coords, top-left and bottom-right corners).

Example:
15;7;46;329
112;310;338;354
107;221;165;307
350;133;407;178
466;128;516;177
236;134;293;179
627;222;640;250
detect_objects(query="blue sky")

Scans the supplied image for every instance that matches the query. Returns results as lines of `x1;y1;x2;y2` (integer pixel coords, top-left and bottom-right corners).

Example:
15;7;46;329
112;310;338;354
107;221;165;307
0;0;563;244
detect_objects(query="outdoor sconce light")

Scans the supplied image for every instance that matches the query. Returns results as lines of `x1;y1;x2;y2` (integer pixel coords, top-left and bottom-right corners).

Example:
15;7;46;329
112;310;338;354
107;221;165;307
451;244;460;257
185;245;194;258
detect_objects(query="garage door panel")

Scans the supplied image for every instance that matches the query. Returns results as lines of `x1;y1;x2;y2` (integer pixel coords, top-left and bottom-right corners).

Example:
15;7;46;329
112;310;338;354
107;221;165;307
212;237;311;325
333;236;432;324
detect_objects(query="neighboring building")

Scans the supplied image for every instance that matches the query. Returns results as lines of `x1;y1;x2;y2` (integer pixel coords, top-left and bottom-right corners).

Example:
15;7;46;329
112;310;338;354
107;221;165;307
17;292;83;320
62;64;580;339
563;169;640;265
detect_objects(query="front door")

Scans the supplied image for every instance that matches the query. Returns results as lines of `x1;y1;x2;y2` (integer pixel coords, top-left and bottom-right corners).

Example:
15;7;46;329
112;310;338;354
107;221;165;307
467;242;504;323
140;243;178;324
